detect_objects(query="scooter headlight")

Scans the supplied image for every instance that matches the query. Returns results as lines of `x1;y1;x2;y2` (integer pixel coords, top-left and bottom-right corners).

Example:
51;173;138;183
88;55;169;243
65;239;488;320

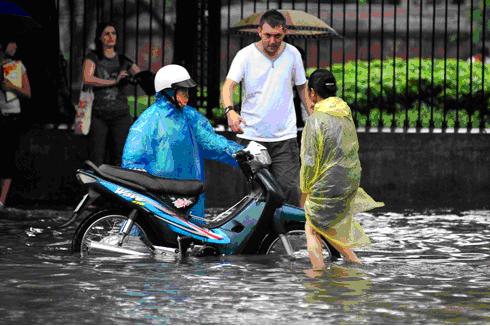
245;141;271;171
255;149;271;166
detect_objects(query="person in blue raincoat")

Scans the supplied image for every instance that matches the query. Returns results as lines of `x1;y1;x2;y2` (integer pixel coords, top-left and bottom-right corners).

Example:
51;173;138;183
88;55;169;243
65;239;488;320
121;64;243;218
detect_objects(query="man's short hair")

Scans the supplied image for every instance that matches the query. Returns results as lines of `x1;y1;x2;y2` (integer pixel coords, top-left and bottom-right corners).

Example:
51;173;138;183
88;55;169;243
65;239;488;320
259;9;286;29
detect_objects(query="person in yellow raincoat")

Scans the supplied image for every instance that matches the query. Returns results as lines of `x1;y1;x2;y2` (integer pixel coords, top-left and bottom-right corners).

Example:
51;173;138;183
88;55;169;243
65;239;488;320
300;69;384;269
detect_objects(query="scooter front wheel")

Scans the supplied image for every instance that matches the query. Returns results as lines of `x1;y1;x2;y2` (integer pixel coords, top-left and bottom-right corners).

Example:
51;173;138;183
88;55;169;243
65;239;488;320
260;223;341;261
72;209;155;257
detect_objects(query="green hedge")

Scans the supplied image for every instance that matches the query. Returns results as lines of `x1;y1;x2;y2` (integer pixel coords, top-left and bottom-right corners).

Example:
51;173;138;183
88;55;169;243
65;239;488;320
127;87;240;125
307;58;490;128
127;95;154;117
128;58;490;129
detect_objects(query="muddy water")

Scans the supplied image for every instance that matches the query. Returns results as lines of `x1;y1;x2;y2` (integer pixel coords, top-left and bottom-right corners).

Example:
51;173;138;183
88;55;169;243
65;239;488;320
0;208;489;324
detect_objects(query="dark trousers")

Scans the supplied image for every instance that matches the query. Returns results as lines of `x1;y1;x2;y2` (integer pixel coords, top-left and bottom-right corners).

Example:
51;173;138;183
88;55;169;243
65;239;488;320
88;110;132;166
237;137;300;206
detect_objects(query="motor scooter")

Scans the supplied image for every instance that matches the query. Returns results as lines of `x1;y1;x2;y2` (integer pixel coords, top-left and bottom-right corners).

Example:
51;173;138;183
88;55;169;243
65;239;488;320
67;142;340;260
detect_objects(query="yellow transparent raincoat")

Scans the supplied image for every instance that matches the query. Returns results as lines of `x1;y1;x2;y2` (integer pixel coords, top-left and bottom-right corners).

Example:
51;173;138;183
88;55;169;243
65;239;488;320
300;97;384;249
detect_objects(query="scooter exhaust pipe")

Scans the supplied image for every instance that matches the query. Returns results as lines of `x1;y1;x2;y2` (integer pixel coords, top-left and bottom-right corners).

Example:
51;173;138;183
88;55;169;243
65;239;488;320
87;240;151;256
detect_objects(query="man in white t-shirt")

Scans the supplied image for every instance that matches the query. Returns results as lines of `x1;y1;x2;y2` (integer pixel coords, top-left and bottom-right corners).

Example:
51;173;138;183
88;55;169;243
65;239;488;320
221;9;311;205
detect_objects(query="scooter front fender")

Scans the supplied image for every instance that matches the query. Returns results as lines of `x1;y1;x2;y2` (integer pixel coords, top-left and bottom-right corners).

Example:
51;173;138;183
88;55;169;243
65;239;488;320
272;204;306;234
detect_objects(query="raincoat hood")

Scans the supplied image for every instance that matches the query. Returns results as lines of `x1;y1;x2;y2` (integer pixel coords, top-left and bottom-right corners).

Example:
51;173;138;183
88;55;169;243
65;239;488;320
122;95;243;218
314;96;351;117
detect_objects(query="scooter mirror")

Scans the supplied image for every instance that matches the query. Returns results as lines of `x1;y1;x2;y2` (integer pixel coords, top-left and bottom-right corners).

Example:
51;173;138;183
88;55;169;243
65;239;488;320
245;141;271;167
232;150;253;162
245;141;267;155
133;70;156;95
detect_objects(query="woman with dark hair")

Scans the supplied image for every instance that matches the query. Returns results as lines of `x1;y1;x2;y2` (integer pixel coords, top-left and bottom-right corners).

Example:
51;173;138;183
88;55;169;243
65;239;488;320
82;22;141;166
300;69;383;269
0;39;31;208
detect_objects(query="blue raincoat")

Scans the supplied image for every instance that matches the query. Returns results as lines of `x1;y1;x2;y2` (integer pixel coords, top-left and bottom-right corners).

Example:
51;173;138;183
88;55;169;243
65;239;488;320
122;93;243;217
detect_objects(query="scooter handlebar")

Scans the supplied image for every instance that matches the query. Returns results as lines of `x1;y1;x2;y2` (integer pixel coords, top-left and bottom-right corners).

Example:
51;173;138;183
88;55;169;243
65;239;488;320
232;150;254;162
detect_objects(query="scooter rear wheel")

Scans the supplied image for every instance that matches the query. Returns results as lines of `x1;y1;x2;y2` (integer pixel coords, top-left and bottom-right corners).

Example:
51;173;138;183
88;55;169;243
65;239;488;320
260;224;341;261
72;209;156;257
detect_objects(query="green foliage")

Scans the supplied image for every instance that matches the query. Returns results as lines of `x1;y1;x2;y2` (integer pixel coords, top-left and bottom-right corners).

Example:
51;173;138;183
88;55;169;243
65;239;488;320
307;58;490;128
471;1;490;45
127;95;154;117
129;59;489;129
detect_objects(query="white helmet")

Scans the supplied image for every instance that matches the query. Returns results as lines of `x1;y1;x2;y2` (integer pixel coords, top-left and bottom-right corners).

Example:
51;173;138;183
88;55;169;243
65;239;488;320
154;64;197;93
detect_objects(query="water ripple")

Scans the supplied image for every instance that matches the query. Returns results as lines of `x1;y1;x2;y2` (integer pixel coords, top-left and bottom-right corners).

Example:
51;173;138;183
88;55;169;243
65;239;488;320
0;209;489;324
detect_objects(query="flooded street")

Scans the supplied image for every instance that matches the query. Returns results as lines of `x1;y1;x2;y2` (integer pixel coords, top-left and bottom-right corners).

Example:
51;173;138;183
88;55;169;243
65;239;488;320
0;208;489;324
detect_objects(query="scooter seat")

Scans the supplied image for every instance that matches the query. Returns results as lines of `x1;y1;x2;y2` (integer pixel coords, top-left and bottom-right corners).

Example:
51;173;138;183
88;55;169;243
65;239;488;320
98;164;204;196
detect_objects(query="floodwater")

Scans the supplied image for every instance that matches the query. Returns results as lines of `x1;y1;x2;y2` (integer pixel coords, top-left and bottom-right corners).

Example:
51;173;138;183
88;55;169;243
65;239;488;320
0;208;489;324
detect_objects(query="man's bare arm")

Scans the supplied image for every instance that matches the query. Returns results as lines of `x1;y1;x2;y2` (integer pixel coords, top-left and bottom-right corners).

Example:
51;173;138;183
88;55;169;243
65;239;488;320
296;83;313;115
221;78;245;133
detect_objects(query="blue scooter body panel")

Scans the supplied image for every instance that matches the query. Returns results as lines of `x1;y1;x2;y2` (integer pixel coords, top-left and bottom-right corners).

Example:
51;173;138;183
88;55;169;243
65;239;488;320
76;168;307;255
277;204;306;224
214;200;266;255
97;179;231;245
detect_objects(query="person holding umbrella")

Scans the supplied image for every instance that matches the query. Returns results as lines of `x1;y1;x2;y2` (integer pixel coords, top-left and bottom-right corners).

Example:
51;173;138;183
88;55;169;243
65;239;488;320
221;9;311;206
0;38;31;208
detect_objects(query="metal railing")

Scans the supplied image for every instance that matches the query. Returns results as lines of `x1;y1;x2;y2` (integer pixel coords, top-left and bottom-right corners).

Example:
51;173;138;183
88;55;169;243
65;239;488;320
57;0;173;118
221;0;489;132
56;0;490;132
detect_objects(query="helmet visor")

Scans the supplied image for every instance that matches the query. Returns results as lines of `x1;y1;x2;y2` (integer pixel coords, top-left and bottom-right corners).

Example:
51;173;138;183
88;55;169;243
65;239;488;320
171;78;197;89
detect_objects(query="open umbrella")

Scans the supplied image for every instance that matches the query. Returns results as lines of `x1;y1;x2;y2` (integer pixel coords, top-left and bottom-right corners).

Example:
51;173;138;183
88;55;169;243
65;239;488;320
229;9;340;39
0;1;41;36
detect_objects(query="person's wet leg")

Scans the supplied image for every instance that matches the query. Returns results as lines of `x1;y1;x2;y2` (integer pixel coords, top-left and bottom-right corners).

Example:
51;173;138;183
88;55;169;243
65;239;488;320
329;241;362;264
0;178;12;207
305;222;326;269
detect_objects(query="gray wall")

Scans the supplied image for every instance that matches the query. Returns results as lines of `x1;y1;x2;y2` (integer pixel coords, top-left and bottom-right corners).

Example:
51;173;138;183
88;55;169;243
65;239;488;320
357;133;490;210
9;130;490;211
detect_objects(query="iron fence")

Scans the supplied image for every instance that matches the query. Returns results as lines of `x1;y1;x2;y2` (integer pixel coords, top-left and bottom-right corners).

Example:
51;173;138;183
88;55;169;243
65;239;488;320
56;0;490;132
57;0;174;118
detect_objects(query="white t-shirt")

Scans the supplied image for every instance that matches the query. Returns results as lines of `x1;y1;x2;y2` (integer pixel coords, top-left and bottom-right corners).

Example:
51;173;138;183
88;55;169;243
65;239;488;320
226;43;307;142
0;60;26;115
